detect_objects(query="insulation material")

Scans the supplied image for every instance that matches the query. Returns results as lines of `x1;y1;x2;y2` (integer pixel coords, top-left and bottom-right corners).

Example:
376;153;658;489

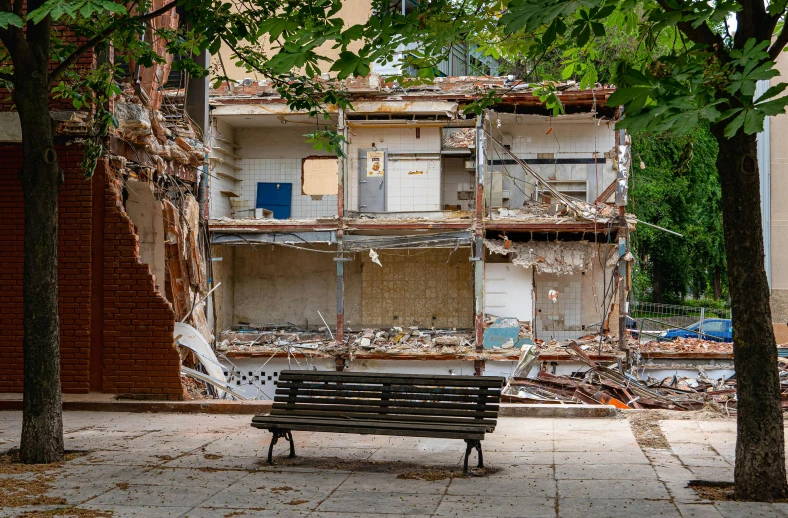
302;157;339;195
163;196;211;343
485;239;615;274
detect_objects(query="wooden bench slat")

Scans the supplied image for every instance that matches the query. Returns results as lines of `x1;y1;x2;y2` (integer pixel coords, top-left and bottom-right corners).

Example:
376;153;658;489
279;372;505;388
274;388;499;403
252;421;486;440
273;395;499;411
253;416;489;433
271;402;498;418
267;408;497;428
275;382;501;397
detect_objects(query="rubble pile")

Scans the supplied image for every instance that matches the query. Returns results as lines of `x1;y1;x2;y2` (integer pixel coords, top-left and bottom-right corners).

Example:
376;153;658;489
636;337;733;355
505;342;726;410
217;325;484;358
113;87;207;171
443;128;475;148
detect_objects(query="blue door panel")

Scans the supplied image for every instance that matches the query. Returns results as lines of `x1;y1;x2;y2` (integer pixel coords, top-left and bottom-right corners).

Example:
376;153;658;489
256;182;292;219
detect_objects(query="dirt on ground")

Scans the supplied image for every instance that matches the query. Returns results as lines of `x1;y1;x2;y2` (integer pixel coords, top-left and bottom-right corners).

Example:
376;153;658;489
266;455;498;477
624;407;734;451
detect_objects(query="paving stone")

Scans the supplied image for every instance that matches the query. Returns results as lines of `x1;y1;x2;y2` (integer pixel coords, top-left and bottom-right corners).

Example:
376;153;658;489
714;501;788;517
485;463;555;479
338;472;450;494
554;462;658;480
316;490;444;515
558;498;679;518
199;486;323;511
44;483;118;505
87;484;223;508
554;450;650;465
125;466;250;487
162;452;264;471
311;514;432;518
434;495;556;517
77;504;192;517
557;478;671;500
677;502;726;518
678;456;734;468
447;476;556;497
189;506;311;517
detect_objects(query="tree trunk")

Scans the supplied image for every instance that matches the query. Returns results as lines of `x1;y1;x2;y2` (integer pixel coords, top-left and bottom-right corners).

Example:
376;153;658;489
714;267;722;301
653;261;663;303
710;123;787;501
14;57;64;464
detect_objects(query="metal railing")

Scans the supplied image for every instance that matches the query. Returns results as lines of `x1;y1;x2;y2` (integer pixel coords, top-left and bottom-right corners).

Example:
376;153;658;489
630;301;731;341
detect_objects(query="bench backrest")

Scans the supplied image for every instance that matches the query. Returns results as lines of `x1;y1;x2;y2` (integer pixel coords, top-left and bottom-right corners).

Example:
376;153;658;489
272;370;505;430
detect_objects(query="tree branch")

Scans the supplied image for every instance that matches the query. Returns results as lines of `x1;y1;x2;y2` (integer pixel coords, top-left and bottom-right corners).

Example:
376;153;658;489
769;19;788;60
654;0;724;50
48;0;180;86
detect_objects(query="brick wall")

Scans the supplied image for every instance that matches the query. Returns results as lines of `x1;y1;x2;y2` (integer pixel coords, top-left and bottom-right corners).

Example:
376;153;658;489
0;146;183;398
0;144;92;393
102;170;183;398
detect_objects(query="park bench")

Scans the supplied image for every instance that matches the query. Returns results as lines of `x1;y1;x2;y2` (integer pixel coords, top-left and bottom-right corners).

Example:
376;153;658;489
251;370;505;474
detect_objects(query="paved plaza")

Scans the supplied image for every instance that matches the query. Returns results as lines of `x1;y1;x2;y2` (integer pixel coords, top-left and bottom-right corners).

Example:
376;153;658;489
0;411;784;517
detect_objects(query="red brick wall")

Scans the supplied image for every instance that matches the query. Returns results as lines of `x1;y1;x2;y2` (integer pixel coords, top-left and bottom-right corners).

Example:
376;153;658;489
0;146;183;398
0;144;92;393
0;29;95;112
102;171;183;398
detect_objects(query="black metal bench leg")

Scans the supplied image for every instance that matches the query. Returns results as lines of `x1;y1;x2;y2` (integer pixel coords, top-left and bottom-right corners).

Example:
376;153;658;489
267;431;280;465
463;440;483;475
268;430;294;464
474;440;483;469
286;430;296;458
463;439;474;475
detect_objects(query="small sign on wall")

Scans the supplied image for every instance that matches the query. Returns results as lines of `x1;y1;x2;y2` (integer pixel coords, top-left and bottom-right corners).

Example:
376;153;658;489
302;156;338;195
366;150;385;177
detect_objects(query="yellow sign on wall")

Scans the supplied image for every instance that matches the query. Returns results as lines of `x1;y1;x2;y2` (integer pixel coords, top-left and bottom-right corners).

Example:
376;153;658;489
366;151;385;177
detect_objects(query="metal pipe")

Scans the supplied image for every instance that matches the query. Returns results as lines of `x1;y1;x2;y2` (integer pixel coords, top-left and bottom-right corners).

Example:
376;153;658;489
474;113;486;375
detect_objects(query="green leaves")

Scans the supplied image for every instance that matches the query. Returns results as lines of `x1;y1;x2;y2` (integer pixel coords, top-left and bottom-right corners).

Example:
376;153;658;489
0;12;23;28
28;0;126;24
328;51;370;79
304;129;347;156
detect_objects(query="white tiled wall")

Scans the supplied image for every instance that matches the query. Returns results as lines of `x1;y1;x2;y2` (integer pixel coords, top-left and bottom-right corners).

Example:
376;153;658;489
238;159;337;219
387;158;441;211
503;120;616;159
534;273;582;342
443;158;474;211
347;127;442;211
208;119;238;219
490;118;617;205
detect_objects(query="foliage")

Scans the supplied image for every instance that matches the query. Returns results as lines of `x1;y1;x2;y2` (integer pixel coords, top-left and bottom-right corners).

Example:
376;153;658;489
630;124;726;303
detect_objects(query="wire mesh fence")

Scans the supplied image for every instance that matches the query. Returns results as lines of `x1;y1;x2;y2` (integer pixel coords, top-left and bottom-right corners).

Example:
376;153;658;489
630;301;731;341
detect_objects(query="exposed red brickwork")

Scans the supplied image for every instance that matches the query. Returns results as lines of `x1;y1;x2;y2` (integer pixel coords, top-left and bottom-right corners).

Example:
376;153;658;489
0;34;95;112
102;170;183;398
0;146;182;398
0;144;92;393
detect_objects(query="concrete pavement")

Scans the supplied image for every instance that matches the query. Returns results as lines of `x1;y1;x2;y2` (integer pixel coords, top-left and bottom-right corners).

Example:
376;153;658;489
0;411;781;517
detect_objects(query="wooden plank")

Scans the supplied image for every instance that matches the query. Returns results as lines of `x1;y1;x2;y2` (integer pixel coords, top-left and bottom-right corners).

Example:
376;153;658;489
251;422;485;440
275;382;502;397
270;402;498;418
266;409;497;428
279;371;505;388
253;416;489;433
276;389;498;404
272;396;499;412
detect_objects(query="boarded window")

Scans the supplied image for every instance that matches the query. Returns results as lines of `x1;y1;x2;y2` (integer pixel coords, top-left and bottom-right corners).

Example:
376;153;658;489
302;156;338;195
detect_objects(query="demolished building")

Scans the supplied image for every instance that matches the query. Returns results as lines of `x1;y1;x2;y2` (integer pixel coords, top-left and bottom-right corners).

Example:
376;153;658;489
0;3;211;399
206;76;637;398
